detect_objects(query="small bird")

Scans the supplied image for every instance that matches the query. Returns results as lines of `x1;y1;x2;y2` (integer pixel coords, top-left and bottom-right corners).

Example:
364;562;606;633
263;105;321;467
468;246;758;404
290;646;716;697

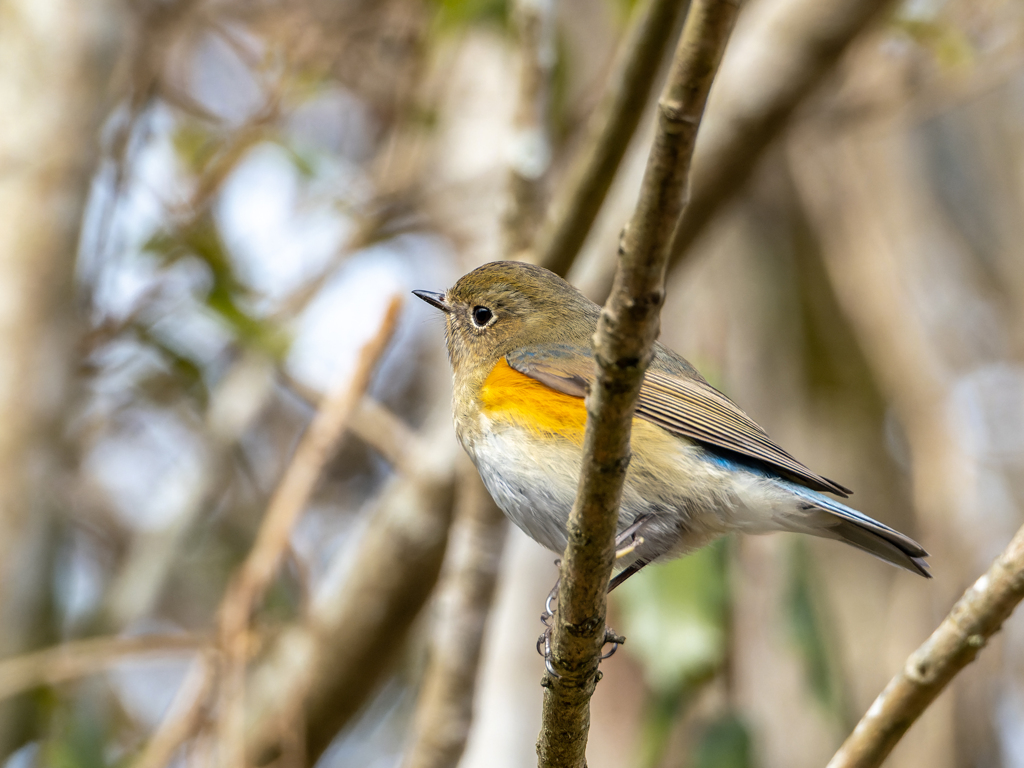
414;261;930;587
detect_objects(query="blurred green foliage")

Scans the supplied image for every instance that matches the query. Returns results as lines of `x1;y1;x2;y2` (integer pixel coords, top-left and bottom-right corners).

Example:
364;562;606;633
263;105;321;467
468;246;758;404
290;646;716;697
692;714;752;768
430;0;510;33
616;540;728;696
142;217;290;362
785;539;847;722
616;540;730;768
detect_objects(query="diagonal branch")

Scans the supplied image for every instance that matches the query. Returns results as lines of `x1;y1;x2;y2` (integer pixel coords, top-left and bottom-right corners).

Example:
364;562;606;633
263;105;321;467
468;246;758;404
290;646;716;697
134;297;403;768
827;522;1024;768
587;0;899;301
536;0;691;277
536;2;740;766
664;0;895;273
244;421;458;765
216;295;403;768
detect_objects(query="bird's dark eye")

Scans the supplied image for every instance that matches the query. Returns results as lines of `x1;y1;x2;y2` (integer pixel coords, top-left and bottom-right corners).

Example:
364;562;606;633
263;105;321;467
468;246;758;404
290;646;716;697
472;306;493;327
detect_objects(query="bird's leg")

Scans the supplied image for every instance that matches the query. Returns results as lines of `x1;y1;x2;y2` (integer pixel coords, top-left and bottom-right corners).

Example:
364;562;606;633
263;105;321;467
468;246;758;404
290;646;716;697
537;516;654;669
614;514;651;553
537;559;561;675
608;513;654;593
540;559;561;627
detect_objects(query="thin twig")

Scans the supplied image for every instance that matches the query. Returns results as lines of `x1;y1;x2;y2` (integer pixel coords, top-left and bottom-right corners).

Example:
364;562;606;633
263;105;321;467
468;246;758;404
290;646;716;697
216;295;403;768
827;522;1024;768
588;0;897;301
536;2;739;767
536;0;690;277
0;633;207;703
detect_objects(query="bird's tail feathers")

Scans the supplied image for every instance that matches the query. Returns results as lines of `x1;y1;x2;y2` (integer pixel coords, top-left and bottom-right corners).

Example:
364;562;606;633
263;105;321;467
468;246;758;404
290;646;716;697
782;483;931;578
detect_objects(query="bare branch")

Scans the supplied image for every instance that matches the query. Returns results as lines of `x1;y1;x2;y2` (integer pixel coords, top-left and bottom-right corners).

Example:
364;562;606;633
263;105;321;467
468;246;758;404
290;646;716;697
401;464;508;768
0;634;207;703
587;0;897;300
133;298;403;768
827;523;1024;768
244;445;457;764
401;1;557;762
216;295;403;768
665;0;895;270
537;2;739;766
504;0;557;256
131;652;217;768
536;0;690;277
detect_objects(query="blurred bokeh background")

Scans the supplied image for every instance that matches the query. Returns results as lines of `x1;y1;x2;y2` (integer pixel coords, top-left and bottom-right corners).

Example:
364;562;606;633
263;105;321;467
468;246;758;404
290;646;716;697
2;0;1024;766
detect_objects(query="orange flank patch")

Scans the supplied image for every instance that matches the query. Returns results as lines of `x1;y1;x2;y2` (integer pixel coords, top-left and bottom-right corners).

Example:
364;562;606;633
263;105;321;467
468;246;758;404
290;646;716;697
479;358;588;442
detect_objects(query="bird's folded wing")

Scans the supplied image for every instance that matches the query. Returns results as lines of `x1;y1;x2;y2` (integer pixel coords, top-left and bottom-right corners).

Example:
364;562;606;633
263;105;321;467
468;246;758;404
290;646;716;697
505;344;851;497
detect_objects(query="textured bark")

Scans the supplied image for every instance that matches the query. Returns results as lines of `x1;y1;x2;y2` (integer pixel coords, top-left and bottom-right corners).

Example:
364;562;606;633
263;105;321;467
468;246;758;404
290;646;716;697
536;2;740;766
827;523;1024;768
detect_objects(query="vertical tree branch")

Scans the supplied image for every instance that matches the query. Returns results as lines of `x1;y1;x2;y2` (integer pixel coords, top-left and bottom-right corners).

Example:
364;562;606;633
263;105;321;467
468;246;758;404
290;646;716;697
504;0;556;256
536;2;739;766
402;0;556;763
536;0;691;277
401;465;509;768
0;0;122;753
827;522;1024;768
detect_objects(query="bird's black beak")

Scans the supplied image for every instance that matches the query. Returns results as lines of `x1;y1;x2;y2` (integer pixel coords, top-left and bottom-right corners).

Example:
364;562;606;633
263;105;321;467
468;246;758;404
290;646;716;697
412;290;452;313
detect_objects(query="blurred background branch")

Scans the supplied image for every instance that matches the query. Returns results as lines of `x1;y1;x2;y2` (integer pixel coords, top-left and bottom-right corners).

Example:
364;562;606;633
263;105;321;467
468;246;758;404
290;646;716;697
0;0;125;754
536;0;690;277
216;295;402;767
582;0;902;301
